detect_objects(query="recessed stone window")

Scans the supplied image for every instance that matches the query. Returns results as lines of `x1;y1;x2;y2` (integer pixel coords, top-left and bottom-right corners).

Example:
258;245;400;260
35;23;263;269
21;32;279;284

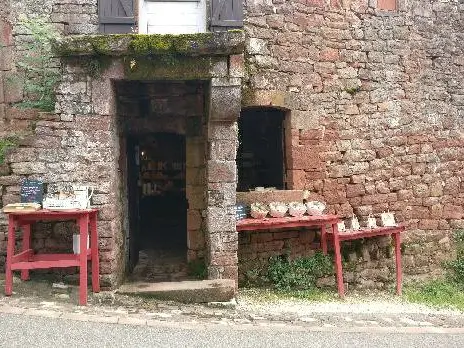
377;0;397;11
237;108;286;192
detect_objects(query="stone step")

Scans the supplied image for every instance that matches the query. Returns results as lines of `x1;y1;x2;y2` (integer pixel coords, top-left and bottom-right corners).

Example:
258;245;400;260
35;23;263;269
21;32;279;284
117;279;236;303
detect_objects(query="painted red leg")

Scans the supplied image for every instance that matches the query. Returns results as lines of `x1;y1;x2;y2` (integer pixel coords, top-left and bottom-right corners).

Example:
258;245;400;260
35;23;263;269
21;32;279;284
5;215;15;296
394;232;402;296
333;224;345;298
79;214;89;305
21;224;31;281
90;212;100;293
321;224;328;255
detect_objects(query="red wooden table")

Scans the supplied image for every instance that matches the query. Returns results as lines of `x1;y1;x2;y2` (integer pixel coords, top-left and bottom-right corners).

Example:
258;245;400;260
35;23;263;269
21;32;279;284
4;209;100;305
237;215;340;256
327;225;406;298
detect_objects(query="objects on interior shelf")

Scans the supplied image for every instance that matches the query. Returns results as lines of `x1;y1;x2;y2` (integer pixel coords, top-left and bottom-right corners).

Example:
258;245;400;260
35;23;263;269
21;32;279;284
250;202;269;219
381;211;397;227
367;214;377;229
350;215;360;230
306;201;326;216
288;201;306;217
269;202;288;218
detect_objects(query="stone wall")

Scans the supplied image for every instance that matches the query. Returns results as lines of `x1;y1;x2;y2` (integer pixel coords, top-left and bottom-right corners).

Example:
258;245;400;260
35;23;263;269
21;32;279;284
241;0;464;286
239;228;318;285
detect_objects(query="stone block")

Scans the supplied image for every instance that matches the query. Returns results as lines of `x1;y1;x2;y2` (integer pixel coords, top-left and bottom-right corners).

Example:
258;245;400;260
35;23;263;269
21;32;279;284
0;19;13;46
205;207;235;233
0;73;4;104
242;90;288;109
210;86;241;121
0;46;13;71
91;79;114;116
288;145;321;170
208;140;237;161
187;228;205;250
3;71;23;103
117;279;236;303
207;160;236;183
287;170;306;189
290;110;320;130
208;122;237;141
229;54;245;78
187;210;202;231
246;38;269;55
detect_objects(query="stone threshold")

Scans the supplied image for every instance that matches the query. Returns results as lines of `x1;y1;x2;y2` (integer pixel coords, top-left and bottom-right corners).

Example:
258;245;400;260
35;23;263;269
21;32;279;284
117;279;236;304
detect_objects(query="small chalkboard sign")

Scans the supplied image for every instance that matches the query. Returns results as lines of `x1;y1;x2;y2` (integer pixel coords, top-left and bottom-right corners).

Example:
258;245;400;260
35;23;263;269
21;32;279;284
236;203;249;221
20;179;44;204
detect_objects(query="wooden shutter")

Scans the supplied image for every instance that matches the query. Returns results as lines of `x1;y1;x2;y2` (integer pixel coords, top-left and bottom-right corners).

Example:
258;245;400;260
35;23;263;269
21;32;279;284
211;0;243;31
99;0;135;33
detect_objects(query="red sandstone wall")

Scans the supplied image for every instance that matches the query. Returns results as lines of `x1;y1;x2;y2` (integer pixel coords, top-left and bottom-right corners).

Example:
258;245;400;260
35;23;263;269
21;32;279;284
241;0;464;286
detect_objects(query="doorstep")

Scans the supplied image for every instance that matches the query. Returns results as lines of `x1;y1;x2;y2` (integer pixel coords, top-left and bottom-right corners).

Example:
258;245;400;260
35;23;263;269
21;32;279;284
117;279;236;304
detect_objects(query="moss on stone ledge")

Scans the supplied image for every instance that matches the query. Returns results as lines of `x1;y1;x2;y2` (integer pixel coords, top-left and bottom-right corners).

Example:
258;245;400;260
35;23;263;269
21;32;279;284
54;31;245;57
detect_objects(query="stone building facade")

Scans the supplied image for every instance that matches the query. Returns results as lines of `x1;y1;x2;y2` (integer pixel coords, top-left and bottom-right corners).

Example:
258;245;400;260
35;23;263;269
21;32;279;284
0;0;463;290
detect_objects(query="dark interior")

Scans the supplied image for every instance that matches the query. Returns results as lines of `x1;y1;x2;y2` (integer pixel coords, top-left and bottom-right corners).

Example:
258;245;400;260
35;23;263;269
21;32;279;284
237;108;286;192
128;133;187;252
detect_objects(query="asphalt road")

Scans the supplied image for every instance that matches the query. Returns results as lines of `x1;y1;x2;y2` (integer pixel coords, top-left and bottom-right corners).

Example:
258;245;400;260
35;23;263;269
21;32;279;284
1;313;463;348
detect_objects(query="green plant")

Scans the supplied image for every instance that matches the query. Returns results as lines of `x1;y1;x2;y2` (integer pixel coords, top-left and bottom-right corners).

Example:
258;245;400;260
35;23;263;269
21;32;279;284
187;258;207;280
446;230;464;284
344;86;360;95
404;279;464;310
0;136;19;164
14;16;61;111
266;252;334;291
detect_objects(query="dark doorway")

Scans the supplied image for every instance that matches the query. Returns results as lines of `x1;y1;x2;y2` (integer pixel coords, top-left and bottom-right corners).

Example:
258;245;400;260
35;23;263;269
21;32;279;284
125;133;188;281
237;108;286;192
117;80;205;282
137;133;187;250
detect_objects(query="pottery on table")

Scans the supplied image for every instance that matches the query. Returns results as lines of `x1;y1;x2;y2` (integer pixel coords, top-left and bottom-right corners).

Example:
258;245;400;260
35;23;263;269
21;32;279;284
306;201;326;216
288;202;306;217
250;202;269;219
269;202;288;218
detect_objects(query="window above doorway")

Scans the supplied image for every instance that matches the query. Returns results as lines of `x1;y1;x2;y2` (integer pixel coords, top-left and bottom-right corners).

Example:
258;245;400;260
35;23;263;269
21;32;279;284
98;0;243;34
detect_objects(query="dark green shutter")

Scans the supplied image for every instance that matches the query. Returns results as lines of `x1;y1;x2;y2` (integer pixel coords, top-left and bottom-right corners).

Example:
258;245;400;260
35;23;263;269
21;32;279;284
99;0;135;33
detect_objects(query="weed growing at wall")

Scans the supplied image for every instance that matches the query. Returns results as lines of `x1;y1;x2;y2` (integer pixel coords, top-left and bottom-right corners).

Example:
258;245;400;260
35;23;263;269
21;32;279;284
187;258;207;280
14;16;61;112
266;252;334;291
0;136;19;164
446;230;464;284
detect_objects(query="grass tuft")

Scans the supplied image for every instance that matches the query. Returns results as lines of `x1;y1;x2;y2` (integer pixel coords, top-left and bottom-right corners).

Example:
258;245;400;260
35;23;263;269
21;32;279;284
404;280;464;311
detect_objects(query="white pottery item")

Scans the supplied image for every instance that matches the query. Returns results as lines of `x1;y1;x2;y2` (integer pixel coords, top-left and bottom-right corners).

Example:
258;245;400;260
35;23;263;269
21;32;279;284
269;202;288;218
350;215;360;230
250;202;269;219
288;202;306;217
367;215;377;228
381;211;397;227
306;201;326;216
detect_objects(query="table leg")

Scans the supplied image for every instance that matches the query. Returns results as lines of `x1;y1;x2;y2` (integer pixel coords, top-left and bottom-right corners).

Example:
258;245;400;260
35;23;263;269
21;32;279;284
79;214;89;305
394;232;402;296
333;224;345;298
321;224;328;255
5;215;15;296
90;212;100;293
21;224;31;281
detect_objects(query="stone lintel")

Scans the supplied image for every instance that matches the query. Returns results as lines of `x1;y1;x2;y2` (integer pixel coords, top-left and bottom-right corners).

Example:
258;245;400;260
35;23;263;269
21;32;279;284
54;31;245;57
